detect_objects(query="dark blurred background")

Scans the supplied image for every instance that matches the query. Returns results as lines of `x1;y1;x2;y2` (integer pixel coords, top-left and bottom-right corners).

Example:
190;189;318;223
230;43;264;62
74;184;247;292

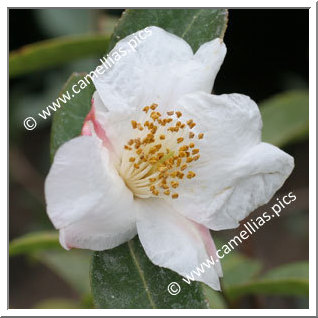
9;9;309;309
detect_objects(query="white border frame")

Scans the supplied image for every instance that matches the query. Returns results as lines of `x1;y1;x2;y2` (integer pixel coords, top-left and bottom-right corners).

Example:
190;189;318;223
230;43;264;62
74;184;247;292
3;1;316;316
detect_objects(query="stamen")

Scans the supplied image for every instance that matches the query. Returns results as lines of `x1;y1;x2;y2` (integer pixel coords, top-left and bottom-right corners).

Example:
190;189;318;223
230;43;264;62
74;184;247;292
120;104;203;199
175;111;182;118
192;149;200;155
131;120;137;129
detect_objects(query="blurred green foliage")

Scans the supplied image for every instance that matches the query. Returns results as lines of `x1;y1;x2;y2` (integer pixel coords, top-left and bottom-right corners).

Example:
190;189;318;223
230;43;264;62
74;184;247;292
10;34;110;78
260;90;309;147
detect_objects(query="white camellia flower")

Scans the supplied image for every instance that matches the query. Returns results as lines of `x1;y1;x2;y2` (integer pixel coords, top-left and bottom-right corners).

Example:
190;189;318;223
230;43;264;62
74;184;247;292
45;26;294;291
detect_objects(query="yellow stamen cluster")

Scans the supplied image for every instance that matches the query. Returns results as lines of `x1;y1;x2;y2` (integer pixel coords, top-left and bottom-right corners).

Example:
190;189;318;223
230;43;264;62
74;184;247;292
121;103;204;199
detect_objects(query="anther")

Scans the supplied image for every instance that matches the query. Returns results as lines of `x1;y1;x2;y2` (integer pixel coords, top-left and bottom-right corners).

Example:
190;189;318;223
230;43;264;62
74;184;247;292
131;120;137;129
187;171;196;179
180;164;188;171
171;181;179;188
179;145;189;151
192;149;200;155
175;111;182;118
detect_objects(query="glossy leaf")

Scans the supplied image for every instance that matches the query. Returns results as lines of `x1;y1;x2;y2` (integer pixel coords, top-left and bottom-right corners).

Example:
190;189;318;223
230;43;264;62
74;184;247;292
10;34;110;78
224;261;309;300
260;90;309;147
108;9;228;53
9;231;60;257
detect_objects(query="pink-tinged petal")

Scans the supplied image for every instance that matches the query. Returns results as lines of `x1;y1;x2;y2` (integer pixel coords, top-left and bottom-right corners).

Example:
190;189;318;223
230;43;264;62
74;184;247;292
136;199;222;290
45;135;137;250
193;222;223;277
81;92;112;150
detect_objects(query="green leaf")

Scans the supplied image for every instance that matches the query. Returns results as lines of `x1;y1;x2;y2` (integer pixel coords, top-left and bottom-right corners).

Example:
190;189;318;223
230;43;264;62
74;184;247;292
221;253;263;288
50;73;96;160
91;237;211;309
34;249;91;296
9;231;60;257
108;9;228;53
224;261;309;300
260;89;309;147
201;284;228;309
10;34;110;78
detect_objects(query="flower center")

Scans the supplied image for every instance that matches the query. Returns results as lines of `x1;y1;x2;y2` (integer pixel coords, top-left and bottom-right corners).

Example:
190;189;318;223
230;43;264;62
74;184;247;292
119;104;203;199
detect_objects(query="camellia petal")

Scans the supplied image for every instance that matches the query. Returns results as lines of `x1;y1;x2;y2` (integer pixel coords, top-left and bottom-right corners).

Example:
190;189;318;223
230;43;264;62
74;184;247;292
45;26;295;292
136;199;222;290
194;38;227;93
81;91;111;147
45;136;137;249
92;26;226;112
166;91;294;230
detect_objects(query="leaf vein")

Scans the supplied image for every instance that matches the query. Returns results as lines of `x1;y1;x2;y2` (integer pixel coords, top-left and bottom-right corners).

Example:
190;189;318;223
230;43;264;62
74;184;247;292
128;240;157;308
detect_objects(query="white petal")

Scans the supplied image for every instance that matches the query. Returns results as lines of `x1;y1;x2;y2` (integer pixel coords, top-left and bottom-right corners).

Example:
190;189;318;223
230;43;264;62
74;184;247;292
136;199;222;290
45;136;137;249
194;38;226;92
168;92;294;230
177;92;262;159
59;209;137;251
205;142;294;230
93;26;226;111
